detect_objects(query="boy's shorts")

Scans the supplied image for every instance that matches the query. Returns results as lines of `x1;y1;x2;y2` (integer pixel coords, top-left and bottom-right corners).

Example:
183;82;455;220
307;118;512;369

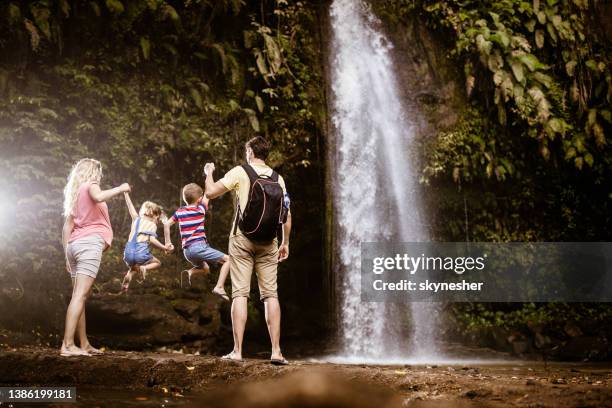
67;234;105;279
123;242;154;267
184;241;225;268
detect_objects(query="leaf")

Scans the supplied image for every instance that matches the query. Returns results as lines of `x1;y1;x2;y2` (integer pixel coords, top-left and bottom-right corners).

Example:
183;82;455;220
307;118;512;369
510;59;525;82
263;33;282;74
30;4;51;40
90;1;101;16
255;95;264;113
8;3;21;23
585;60;598;72
565;60;577;76
491;32;510;49
59;0;70;17
592;123;605;147
519;54;544;72
140;37;151;60
536;11;546;24
105;0;124;14
243;30;255;49
535;29;545;48
161;4;180;23
546;22;557;43
228;99;240;112
254;49;269;76
525;19;537;32
190;88;202;109
243;108;260;132
475;34;492;55
551;15;562;30
533;72;553;88
23;19;40;50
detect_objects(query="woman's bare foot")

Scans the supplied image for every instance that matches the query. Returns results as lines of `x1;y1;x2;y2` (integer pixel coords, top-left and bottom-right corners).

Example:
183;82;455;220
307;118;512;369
60;343;90;357
212;287;230;301
82;344;104;355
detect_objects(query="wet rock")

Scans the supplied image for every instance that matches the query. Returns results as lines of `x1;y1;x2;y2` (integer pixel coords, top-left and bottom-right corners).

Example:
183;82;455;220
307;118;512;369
86;293;221;349
171;299;202;323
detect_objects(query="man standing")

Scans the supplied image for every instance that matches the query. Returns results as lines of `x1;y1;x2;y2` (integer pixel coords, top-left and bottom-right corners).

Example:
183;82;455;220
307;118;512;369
204;136;291;365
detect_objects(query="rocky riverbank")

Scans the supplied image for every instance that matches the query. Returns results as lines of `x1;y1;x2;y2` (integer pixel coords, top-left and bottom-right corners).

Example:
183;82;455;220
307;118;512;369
0;347;610;407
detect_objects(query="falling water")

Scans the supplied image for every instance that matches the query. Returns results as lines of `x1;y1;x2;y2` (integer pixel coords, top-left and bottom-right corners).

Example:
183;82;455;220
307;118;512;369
329;0;438;362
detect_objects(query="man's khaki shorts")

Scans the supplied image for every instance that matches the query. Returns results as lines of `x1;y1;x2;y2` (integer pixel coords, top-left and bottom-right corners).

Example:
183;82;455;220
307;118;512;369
229;233;278;300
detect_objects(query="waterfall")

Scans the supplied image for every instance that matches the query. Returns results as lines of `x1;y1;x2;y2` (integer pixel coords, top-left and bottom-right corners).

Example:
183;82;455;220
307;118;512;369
329;0;438;362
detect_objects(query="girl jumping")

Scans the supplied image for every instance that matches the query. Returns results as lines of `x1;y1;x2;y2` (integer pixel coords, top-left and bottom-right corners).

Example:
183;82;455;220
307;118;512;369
121;192;173;292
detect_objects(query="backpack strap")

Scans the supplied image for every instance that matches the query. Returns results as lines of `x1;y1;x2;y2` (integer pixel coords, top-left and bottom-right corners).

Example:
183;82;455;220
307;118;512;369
241;164;259;184
233;165;258;236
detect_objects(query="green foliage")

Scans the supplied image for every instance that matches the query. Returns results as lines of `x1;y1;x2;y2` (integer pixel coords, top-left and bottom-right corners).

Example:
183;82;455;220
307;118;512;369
382;0;611;179
0;0;324;325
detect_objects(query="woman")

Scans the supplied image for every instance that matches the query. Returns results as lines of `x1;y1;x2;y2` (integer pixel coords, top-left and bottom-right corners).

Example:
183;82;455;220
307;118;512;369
61;158;130;356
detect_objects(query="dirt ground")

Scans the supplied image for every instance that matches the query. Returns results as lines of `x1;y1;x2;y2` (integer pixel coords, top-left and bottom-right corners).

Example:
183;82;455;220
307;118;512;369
0;347;610;407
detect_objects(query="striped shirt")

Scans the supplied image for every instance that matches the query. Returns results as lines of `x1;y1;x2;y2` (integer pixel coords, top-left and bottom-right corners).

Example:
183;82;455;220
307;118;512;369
171;200;208;248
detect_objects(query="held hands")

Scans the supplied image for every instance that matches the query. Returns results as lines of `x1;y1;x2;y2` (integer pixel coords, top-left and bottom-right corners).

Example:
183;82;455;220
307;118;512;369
278;243;289;262
203;163;215;177
164;243;175;254
119;183;131;193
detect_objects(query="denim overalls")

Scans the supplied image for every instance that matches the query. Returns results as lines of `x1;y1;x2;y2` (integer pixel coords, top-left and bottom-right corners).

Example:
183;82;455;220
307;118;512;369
123;217;154;267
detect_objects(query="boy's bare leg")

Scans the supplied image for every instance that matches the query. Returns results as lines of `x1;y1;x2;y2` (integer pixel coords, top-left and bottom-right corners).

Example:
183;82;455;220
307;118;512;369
212;255;230;301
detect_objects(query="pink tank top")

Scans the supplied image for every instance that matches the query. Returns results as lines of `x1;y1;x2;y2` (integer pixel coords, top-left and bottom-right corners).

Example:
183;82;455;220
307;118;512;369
69;181;113;248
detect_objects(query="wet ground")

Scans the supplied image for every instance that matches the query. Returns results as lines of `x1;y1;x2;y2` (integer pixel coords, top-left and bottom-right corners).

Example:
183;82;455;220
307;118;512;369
0;347;610;407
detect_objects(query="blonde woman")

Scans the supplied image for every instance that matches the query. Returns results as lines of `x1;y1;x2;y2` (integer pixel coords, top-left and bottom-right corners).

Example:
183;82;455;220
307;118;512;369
61;158;130;357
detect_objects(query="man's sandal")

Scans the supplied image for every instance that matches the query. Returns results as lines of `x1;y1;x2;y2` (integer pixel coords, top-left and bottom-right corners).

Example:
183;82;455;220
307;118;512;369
270;358;289;366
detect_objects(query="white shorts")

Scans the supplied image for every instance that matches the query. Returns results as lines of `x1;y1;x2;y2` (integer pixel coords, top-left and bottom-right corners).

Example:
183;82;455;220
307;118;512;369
67;234;105;279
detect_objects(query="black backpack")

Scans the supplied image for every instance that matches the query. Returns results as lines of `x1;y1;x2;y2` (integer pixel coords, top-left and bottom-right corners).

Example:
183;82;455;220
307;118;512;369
233;164;287;242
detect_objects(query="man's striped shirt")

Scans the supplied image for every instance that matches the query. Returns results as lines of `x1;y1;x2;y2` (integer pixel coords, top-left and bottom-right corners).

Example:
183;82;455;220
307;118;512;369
171;201;207;248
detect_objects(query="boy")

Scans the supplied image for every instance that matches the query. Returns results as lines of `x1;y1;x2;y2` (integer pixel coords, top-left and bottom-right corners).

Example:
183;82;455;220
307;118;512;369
164;182;229;301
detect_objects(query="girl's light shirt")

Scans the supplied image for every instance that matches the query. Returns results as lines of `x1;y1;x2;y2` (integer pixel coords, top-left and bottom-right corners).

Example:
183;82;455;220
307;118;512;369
127;217;158;243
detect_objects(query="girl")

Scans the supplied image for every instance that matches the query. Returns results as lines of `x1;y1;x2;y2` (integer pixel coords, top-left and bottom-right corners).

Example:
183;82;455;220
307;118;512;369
121;193;173;292
61;158;130;357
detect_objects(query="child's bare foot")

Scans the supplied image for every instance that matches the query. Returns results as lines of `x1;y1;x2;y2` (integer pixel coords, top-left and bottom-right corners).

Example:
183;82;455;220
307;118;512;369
139;265;147;282
212;287;230;301
121;272;133;293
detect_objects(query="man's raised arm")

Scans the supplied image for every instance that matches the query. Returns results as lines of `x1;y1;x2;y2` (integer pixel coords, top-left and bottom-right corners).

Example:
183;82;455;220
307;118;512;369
204;162;229;200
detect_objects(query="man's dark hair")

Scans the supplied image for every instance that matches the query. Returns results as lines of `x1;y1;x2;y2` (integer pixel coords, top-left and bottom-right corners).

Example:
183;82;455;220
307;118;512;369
246;136;271;160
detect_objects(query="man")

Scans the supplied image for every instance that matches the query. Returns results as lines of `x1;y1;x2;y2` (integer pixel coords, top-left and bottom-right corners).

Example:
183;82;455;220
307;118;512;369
204;136;292;365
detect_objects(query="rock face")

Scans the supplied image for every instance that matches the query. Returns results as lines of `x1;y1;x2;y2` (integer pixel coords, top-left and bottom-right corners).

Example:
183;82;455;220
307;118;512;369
86;292;225;350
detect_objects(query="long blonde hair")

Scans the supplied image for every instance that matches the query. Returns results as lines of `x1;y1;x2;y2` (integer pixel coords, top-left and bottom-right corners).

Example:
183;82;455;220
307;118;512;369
63;158;102;217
